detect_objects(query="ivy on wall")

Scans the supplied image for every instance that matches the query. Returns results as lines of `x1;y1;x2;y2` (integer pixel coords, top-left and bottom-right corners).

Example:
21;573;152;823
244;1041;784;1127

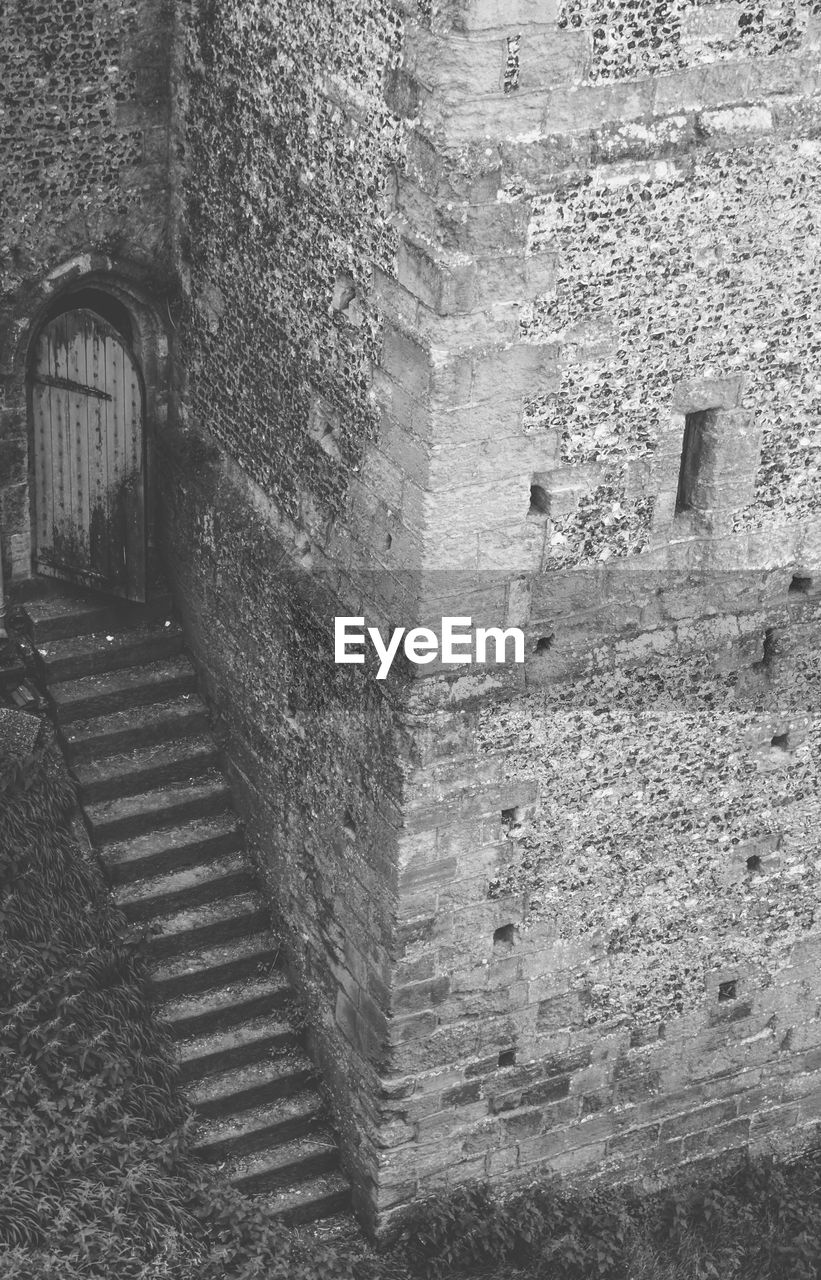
180;0;404;524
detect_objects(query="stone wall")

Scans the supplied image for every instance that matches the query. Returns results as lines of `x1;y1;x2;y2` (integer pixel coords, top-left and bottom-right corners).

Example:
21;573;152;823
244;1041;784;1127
166;0;414;1225
373;596;821;1210
174;0;406;553
0;0;173;580
158;447;410;1223
362;0;821;1226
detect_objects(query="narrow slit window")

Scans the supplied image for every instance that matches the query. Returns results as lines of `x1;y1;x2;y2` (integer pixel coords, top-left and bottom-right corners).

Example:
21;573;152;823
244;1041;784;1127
675;410;710;515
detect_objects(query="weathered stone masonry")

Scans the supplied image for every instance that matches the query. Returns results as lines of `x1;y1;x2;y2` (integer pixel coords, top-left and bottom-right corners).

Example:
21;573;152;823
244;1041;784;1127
359;0;821;1224
3;0;821;1236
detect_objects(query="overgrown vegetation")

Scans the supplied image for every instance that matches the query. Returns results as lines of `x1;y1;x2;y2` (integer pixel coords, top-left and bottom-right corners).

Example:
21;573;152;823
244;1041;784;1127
0;723;376;1280
394;1150;821;1280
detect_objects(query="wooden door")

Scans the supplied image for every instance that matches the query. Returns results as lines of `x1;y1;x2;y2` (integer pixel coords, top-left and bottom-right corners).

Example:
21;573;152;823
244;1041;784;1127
29;308;146;602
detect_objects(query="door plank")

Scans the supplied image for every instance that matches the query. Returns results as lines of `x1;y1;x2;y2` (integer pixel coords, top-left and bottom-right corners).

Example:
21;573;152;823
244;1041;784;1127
88;316;111;583
29;307;147;601
50;316;71;566
67;312;92;572
123;346;146;601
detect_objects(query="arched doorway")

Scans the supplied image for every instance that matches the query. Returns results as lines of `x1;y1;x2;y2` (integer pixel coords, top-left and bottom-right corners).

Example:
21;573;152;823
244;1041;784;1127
28;300;147;602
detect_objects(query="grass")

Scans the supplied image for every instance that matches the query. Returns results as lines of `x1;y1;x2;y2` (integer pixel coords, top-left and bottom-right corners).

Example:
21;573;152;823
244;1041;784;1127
391;1152;821;1280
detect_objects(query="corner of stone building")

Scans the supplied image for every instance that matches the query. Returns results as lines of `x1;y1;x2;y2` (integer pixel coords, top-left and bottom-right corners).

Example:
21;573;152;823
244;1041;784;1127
336;0;821;1232
7;0;821;1240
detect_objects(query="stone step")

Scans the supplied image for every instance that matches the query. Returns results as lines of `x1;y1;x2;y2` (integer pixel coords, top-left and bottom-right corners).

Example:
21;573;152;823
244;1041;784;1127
23;591;173;643
62;696;211;763
102;814;243;885
255;1172;351;1227
85;775;231;842
74;735;221;804
189;1049;316;1119
178;1015;298;1084
114;853;255;923
33;585;351;1230
141;892;269;962
225;1130;340;1196
37;623;184;682
51;656;197;723
159;971;292;1040
191;1090;326;1161
149;934;280;1001
295;1212;361;1245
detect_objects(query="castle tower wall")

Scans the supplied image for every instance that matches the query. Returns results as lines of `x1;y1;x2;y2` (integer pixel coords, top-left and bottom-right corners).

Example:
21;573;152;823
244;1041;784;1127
3;0;821;1235
362;0;821;1224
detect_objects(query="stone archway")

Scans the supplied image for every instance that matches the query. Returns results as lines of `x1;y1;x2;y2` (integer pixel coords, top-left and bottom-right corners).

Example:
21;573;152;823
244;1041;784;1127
0;256;171;596
28;298;148;601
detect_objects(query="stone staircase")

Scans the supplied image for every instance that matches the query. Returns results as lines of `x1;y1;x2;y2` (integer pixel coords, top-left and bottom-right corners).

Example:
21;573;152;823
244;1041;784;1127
21;585;352;1230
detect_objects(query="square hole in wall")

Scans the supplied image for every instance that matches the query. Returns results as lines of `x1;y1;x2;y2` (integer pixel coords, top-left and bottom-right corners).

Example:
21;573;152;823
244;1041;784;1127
789;574;812;596
528;483;549;516
534;634;554;655
493;924;515;949
771;732;789;752
761;628;778;670
718;979;737;1002
501;807;520;834
498;1049;516;1068
746;854;761;872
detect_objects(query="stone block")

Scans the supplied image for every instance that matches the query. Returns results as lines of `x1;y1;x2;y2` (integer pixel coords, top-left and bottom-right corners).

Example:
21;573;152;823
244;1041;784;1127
659;1098;738;1142
671;375;746;414
501;1106;547;1142
381;326;432;402
394;975;451;1014
436;90;548;150
749;1104;801;1139
396;238;477;315
428;433;544;491
679;1116;751;1158
517;1124;606;1169
653;62;755;115
399;855;458;891
490;1073;570;1114
391;1010;440;1045
607;1122;661;1157
544;80;655;133
450;0;560;30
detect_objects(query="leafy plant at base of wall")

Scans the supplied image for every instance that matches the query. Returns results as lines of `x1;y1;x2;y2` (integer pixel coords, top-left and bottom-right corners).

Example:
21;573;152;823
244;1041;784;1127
392;1146;821;1280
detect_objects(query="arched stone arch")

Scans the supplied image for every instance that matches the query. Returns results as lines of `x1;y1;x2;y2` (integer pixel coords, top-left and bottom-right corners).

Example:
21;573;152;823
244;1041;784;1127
0;254;171;592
